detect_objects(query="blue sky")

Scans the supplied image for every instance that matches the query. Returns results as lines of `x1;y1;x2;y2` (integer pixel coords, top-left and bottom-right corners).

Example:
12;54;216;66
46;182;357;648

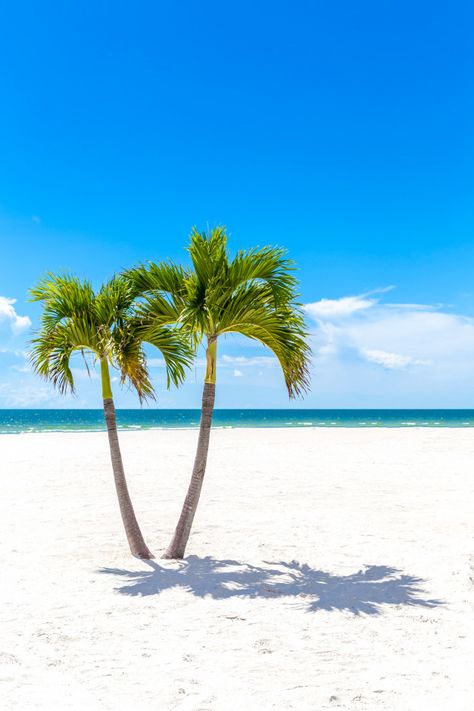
1;1;473;408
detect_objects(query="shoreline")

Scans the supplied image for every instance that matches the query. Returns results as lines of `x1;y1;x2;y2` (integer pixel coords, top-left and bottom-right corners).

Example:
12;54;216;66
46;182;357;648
2;424;474;436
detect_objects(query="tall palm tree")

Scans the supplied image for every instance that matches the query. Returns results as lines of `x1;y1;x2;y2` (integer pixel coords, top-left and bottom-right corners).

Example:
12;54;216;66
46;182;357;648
29;273;191;559
128;227;311;559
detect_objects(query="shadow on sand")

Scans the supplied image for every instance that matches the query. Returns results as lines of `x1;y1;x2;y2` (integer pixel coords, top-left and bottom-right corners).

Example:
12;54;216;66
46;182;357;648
99;556;442;615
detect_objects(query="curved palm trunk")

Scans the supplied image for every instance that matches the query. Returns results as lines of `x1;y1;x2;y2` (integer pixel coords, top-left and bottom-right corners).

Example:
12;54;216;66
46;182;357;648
101;358;154;559
163;337;217;559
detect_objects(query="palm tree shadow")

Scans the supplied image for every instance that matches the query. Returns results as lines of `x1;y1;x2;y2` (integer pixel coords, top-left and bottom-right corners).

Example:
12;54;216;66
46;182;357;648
99;556;442;615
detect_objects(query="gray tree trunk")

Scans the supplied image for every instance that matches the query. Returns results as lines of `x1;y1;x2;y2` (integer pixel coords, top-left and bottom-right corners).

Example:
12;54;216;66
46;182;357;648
163;381;216;559
103;398;154;559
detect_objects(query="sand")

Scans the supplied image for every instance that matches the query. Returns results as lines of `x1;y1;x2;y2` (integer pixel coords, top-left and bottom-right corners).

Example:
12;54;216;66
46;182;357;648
1;427;473;710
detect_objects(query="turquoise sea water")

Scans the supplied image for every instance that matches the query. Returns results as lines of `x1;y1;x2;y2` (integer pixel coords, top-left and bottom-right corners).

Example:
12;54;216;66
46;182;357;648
1;409;474;433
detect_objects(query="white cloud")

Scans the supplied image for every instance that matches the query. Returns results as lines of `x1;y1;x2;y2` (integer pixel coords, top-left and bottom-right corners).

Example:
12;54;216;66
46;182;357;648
221;355;277;367
306;295;375;319
10;363;32;373
385;303;439;311
306;287;394;320
0;347;27;357
361;349;430;370
148;358;166;367
233;369;243;377
0;296;32;334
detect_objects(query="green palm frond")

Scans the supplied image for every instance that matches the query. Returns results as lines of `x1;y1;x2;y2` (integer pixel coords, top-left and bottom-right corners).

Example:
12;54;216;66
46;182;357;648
30;273;96;331
126;262;187;307
219;299;310;398
95;276;133;327
228;246;297;305
187;226;228;287
126;260;188;296
141;324;194;388
125;262;189;332
137;293;183;326
111;323;155;403
29;323;77;395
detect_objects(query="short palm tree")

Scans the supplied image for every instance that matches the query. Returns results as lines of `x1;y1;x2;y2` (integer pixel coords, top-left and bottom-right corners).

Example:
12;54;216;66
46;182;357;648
29;273;192;559
128;226;311;559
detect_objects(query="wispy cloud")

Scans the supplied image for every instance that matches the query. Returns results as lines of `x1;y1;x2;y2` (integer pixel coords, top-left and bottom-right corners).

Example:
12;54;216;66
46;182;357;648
0;347;27;357
149;354;278;369
361;349;431;370
306;294;375;319
0;381;56;407
220;355;277;368
10;363;32;374
306;287;394;320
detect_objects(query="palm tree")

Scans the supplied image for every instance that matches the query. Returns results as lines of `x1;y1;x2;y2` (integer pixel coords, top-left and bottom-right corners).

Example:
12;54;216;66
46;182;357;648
29;273;192;559
128;226;311;559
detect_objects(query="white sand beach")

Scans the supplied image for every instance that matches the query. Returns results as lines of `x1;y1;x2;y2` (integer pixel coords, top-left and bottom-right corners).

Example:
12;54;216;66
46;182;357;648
1;427;473;710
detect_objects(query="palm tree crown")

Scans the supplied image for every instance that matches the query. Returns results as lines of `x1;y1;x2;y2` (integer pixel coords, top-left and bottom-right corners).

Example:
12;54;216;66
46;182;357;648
29;272;191;397
128;226;311;396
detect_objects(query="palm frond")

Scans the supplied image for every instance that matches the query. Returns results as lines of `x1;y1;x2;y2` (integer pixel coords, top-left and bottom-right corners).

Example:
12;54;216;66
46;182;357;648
111;324;155;403
95;274;134;327
228;245;298;305
140;324;195;388
29;273;95;331
29;324;77;395
187;226;228;288
136;292;183;326
125;261;188;301
217;285;311;397
125;262;189;325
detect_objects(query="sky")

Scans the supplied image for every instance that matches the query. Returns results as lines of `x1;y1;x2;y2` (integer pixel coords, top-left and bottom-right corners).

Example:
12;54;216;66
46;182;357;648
0;1;473;408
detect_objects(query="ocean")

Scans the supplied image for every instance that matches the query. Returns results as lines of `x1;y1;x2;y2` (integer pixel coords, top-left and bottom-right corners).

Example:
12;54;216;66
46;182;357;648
0;409;474;433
